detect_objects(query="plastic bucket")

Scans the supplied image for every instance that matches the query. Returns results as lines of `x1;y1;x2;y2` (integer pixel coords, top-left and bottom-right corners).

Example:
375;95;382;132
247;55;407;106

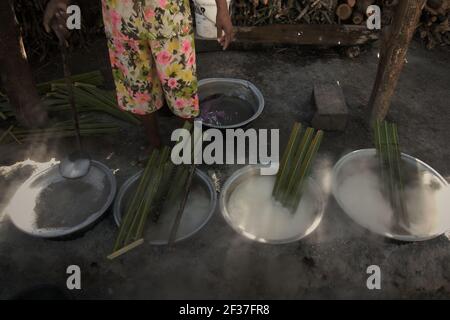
193;0;232;39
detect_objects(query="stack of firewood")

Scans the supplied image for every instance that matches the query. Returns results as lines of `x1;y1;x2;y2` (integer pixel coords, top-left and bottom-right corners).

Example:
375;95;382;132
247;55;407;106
233;0;338;26
232;0;392;26
231;0;449;49
334;0;398;25
417;0;450;49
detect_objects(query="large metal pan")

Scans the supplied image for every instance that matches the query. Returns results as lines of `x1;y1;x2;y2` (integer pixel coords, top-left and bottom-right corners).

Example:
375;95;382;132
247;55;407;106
332;149;449;242
7;161;116;239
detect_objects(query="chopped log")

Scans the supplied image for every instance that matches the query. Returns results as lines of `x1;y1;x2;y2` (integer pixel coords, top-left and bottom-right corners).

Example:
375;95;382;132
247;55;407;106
352;11;364;24
235;24;379;46
370;0;427;123
336;3;353;20
418;0;449;48
347;0;357;8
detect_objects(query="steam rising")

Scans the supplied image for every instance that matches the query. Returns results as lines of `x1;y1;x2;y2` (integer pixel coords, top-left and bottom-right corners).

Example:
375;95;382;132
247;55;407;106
227;175;322;243
336;156;450;238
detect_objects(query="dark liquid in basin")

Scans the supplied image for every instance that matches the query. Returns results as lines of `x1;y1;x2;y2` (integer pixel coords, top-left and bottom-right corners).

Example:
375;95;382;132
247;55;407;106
199;94;255;126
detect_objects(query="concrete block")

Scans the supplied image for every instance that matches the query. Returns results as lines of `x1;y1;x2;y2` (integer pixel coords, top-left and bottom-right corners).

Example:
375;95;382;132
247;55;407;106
311;83;349;131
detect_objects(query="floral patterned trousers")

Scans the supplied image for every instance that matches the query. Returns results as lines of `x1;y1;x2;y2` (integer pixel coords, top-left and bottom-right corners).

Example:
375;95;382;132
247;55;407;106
102;0;199;118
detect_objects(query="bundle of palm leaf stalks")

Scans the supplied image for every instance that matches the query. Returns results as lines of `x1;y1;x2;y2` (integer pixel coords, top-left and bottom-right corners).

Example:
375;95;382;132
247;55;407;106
108;122;199;259
272;123;324;212
42;71;139;125
45;82;140;125
373;120;407;228
0;71;140;144
0;115;119;145
1;71;138;125
37;70;104;95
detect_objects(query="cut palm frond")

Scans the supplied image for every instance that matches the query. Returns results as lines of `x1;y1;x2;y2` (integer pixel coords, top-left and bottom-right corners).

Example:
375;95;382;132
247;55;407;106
1;70;139;126
109;122;199;259
0;119;119;144
47;82;140;125
273;122;302;200
374;120;406;228
273;122;324;212
113;150;160;252
288;130;323;211
37;71;104;95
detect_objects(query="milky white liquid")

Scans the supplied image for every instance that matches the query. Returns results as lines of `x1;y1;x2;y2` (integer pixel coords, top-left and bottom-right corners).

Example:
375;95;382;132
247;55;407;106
227;175;322;242
337;169;450;237
144;184;211;243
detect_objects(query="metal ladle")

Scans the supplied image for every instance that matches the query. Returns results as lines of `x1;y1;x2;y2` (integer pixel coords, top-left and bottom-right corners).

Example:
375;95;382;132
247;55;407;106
52;23;91;179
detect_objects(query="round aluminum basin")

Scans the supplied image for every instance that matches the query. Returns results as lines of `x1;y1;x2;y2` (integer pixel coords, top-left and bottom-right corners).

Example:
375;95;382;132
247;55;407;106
332;149;450;242
220;165;325;244
7;161;117;239
114;168;217;245
198;78;264;129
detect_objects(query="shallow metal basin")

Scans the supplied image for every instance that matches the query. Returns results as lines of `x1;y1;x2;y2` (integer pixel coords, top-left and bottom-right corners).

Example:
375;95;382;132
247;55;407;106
332;149;449;242
7;161;117;239
198;78;264;129
114;168;217;245
220;165;325;244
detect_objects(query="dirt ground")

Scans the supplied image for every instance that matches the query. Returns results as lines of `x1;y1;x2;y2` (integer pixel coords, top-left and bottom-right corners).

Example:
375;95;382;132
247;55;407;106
0;38;449;299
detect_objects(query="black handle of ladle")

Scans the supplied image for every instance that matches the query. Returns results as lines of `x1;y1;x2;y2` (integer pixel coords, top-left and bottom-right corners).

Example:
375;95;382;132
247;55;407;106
52;23;83;152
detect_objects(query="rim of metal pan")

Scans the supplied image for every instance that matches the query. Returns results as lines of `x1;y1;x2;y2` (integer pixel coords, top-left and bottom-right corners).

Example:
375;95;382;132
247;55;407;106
198;78;265;129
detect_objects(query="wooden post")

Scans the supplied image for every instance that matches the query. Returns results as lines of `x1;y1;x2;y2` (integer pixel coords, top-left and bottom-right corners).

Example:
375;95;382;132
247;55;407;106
369;0;426;123
0;0;48;128
235;24;379;46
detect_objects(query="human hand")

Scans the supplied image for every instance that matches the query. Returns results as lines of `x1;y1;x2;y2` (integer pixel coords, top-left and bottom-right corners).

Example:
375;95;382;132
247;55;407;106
43;0;70;42
215;2;234;50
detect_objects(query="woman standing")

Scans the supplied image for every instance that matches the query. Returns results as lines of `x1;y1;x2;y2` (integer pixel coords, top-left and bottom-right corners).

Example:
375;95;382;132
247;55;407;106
44;0;233;147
